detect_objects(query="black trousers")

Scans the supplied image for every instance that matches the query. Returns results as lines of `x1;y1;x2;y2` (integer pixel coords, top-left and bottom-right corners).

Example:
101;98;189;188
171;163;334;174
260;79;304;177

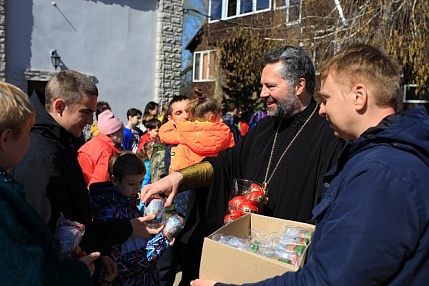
157;238;204;286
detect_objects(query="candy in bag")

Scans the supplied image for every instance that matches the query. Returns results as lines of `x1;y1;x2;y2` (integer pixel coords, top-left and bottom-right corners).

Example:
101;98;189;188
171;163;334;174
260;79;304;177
146;214;185;261
54;213;85;261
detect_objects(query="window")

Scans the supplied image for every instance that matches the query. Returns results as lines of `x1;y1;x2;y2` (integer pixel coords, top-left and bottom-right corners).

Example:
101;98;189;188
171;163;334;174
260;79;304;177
275;0;301;24
228;0;238;17
256;0;270;11
209;0;270;22
240;0;252;14
193;50;216;82
210;0;222;20
403;85;429;103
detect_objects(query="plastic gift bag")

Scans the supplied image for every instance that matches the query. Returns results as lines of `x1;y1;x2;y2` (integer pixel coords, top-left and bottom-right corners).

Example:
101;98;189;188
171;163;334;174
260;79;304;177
54;213;85;261
146;214;185;261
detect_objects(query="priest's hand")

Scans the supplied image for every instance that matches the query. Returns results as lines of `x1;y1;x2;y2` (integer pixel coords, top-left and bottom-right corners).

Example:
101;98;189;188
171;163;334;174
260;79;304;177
140;172;183;207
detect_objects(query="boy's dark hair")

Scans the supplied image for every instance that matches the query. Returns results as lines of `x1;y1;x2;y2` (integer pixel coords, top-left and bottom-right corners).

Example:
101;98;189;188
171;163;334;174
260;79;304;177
108;151;145;181
145;118;162;130
126;108;142;119
95;101;111;118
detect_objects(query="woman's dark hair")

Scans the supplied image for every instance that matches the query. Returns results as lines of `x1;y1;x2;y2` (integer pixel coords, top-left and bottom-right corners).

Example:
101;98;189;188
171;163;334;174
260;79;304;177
144;101;159;115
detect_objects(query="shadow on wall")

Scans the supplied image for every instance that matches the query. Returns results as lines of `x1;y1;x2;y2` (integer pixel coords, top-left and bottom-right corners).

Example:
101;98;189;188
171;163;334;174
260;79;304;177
83;0;158;11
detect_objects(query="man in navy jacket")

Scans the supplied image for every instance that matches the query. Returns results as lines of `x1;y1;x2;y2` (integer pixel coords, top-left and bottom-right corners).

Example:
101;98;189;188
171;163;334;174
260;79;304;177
192;44;429;285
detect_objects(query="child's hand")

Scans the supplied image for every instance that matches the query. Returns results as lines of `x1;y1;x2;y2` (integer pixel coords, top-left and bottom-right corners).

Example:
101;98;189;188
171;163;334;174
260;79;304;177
73;247;87;259
130;215;164;237
100;256;117;282
78;251;100;277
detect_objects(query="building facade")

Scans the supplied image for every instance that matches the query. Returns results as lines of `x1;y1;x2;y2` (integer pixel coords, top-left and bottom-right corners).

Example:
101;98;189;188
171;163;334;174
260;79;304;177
186;0;425;110
186;0;304;101
1;0;183;122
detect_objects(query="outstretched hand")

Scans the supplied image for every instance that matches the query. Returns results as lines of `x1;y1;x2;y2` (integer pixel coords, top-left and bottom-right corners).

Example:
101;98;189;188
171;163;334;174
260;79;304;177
140;172;183;207
130;214;164;237
78;251;100;277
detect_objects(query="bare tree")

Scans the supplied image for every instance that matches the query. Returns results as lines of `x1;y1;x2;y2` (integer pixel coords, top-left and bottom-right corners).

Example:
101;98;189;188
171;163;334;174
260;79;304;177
207;0;429;107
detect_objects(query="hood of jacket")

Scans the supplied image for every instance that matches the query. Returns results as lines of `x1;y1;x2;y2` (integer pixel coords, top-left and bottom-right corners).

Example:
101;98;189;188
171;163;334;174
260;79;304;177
335;106;429;173
78;132;120;154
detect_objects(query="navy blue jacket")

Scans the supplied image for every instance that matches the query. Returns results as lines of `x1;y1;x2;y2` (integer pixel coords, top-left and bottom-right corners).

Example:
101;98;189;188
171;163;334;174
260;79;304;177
89;182;157;286
218;106;429;285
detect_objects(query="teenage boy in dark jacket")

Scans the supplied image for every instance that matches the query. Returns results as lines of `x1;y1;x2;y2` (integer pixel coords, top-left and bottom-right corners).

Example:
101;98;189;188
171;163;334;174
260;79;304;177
11;70;162;281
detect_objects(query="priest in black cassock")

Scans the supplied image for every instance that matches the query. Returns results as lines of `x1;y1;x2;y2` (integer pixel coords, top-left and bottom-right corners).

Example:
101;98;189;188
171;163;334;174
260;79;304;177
141;46;343;286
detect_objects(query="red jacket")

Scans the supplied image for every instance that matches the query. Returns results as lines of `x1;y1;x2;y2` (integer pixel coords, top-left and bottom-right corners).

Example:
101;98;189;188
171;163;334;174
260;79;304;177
136;132;157;153
78;133;121;188
160;120;235;172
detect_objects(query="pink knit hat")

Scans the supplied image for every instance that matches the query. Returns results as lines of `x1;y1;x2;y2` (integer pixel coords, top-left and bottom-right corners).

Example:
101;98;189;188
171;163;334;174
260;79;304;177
97;110;124;135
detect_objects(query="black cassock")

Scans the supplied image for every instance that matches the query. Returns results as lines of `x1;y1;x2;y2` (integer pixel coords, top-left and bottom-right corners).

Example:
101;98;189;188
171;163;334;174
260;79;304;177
181;99;342;242
176;99;343;283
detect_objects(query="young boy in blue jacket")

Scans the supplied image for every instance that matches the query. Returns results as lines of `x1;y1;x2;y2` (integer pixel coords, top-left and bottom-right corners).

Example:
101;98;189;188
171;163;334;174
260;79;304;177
89;151;172;286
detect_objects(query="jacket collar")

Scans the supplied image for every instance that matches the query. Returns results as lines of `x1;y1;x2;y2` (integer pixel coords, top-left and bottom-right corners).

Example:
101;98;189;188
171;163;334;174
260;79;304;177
328;106;429;179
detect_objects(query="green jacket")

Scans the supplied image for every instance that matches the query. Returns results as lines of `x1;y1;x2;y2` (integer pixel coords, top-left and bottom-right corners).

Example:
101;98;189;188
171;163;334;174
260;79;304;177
150;142;167;182
0;168;91;286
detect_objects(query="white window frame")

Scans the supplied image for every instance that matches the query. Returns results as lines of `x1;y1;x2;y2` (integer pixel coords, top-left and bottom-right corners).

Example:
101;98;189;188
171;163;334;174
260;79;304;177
209;0;271;23
274;0;301;25
193;50;216;82
403;84;429;103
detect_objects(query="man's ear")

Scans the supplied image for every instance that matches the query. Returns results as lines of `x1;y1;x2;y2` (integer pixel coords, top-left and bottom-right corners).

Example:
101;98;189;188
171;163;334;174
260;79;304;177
353;83;368;111
53;99;66;115
294;78;307;96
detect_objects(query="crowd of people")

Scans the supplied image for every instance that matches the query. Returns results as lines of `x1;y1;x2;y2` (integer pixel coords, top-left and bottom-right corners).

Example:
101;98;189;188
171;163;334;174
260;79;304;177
1;42;428;286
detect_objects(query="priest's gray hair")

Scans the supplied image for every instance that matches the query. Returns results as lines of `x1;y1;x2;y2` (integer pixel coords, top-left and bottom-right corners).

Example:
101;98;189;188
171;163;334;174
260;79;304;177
260;46;315;95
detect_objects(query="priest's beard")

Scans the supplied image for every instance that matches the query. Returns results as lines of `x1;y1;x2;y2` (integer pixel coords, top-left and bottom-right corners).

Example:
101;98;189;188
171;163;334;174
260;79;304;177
267;90;300;119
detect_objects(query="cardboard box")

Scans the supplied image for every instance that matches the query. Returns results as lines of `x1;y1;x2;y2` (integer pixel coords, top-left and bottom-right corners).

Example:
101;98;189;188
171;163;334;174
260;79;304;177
199;213;315;284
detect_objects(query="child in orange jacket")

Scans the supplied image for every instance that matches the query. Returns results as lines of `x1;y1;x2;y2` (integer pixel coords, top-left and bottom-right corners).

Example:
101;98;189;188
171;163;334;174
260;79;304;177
159;95;235;174
157;94;234;284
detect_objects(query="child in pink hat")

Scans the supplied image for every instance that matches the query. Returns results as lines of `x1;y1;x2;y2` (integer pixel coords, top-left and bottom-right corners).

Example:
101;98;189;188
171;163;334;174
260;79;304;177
78;110;124;188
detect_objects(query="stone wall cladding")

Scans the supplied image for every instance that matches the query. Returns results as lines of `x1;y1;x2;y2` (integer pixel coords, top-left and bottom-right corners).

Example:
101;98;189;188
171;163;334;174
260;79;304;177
0;0;5;82
155;0;183;105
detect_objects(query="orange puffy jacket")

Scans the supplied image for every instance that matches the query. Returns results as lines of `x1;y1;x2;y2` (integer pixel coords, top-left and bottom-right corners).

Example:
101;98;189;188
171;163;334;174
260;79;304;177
159;120;235;172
